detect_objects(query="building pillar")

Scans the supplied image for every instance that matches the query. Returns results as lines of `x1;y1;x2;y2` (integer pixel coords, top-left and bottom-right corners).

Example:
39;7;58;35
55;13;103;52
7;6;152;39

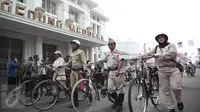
89;47;93;62
67;42;72;55
99;46;104;59
86;48;89;61
33;0;42;9
35;36;43;64
24;39;32;60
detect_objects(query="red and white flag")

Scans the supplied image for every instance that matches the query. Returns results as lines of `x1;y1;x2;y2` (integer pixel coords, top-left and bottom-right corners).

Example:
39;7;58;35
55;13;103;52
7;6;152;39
177;42;183;48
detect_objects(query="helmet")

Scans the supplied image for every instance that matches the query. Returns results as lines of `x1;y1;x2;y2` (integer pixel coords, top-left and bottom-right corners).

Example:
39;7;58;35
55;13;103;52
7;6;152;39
54;50;62;55
155;33;168;42
70;39;81;46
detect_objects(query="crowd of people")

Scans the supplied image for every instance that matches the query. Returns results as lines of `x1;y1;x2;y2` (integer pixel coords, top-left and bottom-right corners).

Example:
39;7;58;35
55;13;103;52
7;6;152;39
8;33;199;112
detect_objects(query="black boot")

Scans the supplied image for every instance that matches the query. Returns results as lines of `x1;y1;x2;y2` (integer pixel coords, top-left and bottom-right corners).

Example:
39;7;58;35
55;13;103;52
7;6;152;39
110;92;118;109
177;101;184;111
68;89;79;108
115;93;124;112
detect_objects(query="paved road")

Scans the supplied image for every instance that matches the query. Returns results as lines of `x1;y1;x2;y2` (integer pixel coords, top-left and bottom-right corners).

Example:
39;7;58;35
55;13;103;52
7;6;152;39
1;74;200;112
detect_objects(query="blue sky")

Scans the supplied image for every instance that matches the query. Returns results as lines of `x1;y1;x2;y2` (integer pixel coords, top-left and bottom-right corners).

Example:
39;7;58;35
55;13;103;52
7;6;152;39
96;0;200;55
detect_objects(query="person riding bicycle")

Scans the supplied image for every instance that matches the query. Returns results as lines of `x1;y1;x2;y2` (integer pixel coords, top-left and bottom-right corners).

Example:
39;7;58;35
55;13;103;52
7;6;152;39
101;38;125;112
188;61;196;74
61;39;87;108
142;33;184;112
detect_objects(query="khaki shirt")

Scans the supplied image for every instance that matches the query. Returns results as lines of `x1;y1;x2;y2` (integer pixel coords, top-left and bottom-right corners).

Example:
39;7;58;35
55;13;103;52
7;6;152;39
102;49;124;72
63;49;86;69
143;43;177;68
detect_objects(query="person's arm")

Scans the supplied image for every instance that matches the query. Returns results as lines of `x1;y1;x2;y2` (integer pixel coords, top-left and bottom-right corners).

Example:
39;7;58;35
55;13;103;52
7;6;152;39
80;51;87;70
142;47;156;57
11;62;19;68
117;52;124;74
159;44;177;60
61;57;72;68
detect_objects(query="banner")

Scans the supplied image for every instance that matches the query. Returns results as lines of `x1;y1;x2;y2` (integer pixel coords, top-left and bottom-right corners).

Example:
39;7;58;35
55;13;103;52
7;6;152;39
188;40;194;46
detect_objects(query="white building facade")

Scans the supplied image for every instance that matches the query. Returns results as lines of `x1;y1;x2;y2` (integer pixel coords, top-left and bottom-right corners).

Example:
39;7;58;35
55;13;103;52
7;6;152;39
0;0;109;90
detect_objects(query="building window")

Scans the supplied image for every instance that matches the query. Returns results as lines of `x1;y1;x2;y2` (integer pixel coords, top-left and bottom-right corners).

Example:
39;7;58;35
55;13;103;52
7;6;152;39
69;11;78;23
93;16;95;20
97;18;100;22
52;2;56;15
98;54;101;58
42;0;57;15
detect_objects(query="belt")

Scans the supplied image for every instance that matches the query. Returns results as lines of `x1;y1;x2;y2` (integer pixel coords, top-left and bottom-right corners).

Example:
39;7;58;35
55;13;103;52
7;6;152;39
72;68;83;71
108;67;118;71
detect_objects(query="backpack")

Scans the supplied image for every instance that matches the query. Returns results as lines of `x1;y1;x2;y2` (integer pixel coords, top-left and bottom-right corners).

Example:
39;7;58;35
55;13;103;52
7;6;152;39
154;45;184;72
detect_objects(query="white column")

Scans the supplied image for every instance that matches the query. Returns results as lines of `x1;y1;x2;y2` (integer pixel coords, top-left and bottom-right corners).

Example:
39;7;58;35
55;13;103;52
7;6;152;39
67;42;72;55
99;46;104;59
86;48;89;61
35;36;43;63
24;39;32;60
33;0;42;9
89;47;94;62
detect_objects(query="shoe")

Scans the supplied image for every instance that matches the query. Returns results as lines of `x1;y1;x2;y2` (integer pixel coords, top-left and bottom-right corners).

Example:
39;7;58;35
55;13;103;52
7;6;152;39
167;109;175;112
112;103;117;109
177;101;184;110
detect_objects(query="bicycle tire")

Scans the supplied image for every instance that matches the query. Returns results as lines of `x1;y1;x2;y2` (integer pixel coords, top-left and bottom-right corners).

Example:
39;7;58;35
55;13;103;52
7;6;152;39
71;78;98;112
128;78;148;112
5;87;21;108
150;75;159;106
31;80;59;111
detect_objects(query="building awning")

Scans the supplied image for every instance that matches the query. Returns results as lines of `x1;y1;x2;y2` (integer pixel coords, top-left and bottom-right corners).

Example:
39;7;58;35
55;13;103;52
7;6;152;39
0;11;107;47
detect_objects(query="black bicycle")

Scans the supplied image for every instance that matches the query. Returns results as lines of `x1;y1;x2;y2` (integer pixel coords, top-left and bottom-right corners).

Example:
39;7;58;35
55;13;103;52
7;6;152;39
71;61;115;112
31;67;87;111
128;56;159;112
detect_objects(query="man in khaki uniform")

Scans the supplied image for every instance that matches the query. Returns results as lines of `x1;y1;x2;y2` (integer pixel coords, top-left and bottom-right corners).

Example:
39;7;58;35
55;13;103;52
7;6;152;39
102;38;125;112
61;39;86;108
143;34;184;112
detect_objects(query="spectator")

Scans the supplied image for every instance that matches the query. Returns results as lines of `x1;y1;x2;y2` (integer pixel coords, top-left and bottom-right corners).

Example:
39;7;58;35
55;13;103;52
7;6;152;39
7;57;19;95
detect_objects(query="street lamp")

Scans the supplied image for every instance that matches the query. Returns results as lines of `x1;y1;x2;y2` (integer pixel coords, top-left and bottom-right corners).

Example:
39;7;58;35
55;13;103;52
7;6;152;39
35;7;45;21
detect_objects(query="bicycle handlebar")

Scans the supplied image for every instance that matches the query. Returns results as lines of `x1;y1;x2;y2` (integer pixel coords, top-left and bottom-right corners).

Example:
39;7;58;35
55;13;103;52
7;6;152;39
132;56;154;61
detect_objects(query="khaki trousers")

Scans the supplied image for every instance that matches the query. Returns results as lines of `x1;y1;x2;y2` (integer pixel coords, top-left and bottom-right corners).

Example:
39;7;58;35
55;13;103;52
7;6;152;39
70;71;80;88
159;67;182;109
107;71;125;95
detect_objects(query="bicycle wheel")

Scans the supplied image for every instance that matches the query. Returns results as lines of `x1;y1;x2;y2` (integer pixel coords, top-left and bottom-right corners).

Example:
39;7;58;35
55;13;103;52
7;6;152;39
5;87;21;108
128;78;148;112
18;79;41;106
31;80;59;111
150;75;159;106
71;78;98;112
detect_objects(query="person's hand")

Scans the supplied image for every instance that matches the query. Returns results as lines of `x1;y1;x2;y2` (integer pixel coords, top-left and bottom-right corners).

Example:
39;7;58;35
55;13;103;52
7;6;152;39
152;53;160;58
116;71;120;77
